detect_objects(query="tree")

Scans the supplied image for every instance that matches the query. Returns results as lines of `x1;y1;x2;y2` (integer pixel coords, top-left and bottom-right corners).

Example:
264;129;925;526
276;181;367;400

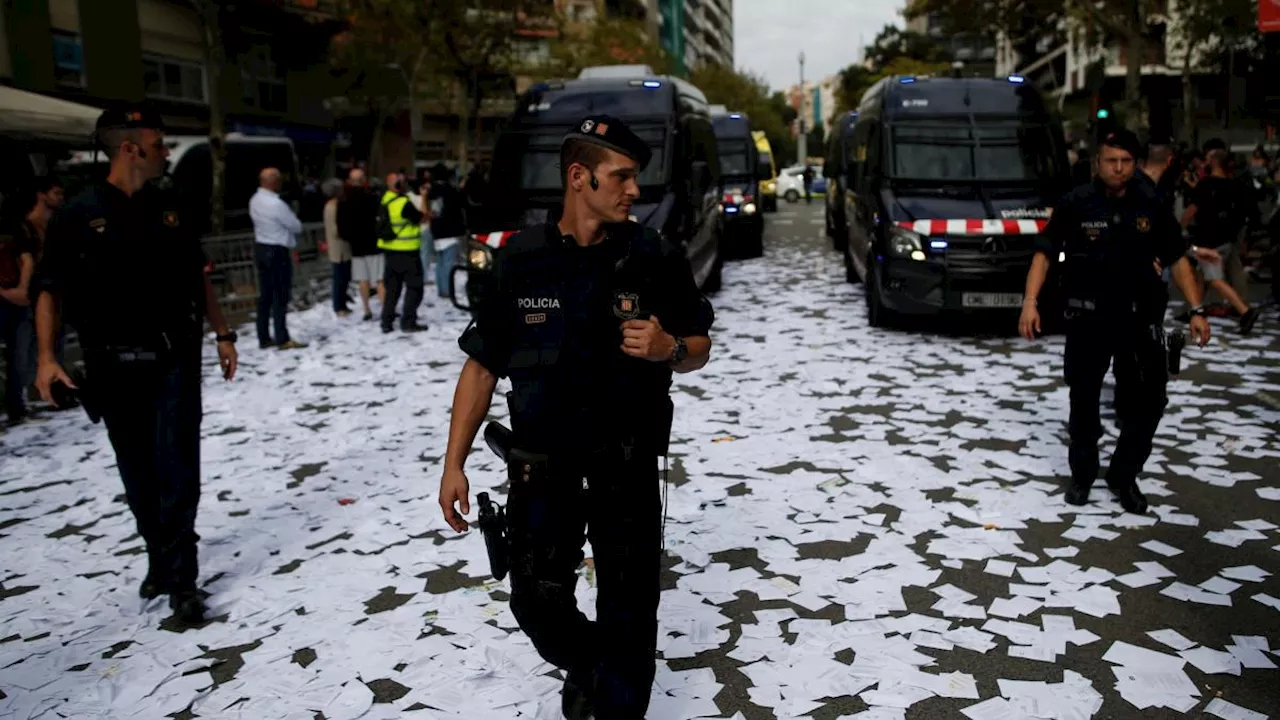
189;0;227;235
688;64;796;166
330;0;446;174
903;0;1065;73
438;1;527;173
546;15;670;79
1170;0;1258;142
863;24;952;72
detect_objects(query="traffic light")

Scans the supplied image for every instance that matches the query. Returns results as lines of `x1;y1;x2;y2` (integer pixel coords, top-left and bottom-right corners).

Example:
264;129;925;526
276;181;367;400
1096;108;1110;120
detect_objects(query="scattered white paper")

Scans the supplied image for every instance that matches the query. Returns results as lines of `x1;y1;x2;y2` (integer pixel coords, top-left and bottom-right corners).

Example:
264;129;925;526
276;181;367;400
1205;698;1269;720
1139;540;1182;557
1146;629;1198;652
984;560;1017;577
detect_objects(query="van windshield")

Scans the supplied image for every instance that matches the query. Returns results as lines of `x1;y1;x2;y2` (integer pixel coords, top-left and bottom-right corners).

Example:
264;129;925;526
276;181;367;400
890;123;1061;181
494;126;668;191
717;139;751;176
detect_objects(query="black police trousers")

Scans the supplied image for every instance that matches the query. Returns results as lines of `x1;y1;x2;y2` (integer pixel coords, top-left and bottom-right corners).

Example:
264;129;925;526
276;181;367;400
96;356;203;592
1064;314;1168;490
381;250;424;330
506;449;661;720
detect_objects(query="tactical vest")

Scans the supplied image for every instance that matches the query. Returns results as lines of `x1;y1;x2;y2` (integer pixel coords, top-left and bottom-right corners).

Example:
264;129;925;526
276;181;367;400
377;191;421;252
502;222;673;454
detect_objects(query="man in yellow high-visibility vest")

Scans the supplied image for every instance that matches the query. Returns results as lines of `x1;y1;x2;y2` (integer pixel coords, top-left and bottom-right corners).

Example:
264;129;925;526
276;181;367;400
378;173;427;333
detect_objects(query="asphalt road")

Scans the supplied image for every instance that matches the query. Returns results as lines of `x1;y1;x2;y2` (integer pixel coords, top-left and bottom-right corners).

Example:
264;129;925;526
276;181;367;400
1;199;1277;720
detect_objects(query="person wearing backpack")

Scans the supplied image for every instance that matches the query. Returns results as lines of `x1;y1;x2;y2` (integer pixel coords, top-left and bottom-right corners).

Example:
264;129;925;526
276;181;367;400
377;172;426;333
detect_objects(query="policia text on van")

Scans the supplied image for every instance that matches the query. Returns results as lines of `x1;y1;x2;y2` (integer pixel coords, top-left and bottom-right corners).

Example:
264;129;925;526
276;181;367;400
840;75;1071;327
451;65;724;312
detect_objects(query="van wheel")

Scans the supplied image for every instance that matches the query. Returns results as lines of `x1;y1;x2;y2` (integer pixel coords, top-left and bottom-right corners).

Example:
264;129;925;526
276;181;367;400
843;246;861;284
866;260;895;328
784;190;799;203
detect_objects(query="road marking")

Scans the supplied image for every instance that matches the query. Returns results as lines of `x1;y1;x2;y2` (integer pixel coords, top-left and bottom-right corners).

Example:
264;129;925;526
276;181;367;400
772;219;794;225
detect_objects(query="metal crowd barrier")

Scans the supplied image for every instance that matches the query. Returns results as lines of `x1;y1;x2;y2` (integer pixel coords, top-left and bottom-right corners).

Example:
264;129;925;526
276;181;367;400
202;222;333;323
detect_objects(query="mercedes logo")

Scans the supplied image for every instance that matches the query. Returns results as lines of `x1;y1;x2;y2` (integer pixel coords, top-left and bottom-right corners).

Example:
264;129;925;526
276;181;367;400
981;236;1008;255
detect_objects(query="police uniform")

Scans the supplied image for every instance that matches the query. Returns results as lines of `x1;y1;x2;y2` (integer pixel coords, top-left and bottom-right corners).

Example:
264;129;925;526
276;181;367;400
460;116;713;719
37;106;218;621
1034;132;1186;513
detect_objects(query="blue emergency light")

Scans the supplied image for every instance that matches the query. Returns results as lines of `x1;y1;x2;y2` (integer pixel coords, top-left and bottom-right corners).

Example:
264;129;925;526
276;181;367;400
729;113;742;119
899;77;916;84
1007;74;1025;84
643;80;662;88
930;240;949;250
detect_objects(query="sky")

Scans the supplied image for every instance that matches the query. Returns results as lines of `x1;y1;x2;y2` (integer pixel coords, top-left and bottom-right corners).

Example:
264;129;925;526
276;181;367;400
732;0;907;92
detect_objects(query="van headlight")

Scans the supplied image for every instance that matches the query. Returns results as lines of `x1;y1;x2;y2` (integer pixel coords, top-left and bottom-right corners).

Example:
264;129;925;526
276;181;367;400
467;240;493;271
743;203;757;215
888;227;924;259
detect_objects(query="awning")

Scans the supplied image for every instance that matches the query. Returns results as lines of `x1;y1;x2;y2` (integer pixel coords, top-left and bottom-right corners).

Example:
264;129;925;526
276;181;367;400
0;85;100;143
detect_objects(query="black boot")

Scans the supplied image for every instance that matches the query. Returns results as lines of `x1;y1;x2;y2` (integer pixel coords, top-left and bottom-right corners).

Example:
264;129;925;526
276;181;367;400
1110;483;1148;514
139;570;167;599
169;590;206;625
561;669;594;720
1064;481;1091;506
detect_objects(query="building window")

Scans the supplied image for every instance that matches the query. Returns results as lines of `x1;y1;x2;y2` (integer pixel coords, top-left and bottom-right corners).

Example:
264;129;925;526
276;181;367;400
52;32;84;87
143;55;207;103
241;47;287;113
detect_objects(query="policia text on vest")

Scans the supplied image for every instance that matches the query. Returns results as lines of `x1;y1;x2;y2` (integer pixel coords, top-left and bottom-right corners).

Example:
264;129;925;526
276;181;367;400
378;182;426;333
438;115;713;720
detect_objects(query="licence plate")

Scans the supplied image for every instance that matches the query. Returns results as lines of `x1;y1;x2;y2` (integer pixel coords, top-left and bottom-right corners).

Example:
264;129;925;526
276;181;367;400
962;292;1023;309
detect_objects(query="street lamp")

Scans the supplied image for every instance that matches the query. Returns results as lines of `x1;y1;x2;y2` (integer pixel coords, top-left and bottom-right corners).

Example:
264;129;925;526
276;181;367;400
798;51;806;164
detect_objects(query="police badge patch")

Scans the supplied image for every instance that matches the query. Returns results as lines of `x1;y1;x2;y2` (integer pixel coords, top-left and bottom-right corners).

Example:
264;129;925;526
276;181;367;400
613;292;640;320
1136;216;1150;233
580;119;596;133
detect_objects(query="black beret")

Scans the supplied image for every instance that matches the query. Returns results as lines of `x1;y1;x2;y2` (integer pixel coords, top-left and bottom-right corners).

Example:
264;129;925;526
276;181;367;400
95;102;165;133
1099;129;1140;159
562;115;652;170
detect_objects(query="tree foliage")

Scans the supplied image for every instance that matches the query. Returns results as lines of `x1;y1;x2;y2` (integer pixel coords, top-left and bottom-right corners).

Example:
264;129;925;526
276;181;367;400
546;15;670;79
687;63;798;166
903;0;1066;69
863;23;953;71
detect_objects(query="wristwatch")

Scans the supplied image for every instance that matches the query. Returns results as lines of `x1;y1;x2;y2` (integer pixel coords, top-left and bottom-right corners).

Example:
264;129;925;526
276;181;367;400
216;331;238;343
1188;306;1208;318
666;335;688;367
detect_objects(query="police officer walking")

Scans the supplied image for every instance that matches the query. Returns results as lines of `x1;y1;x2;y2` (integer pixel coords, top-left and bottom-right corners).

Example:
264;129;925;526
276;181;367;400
1018;129;1210;514
378;173;426;333
34;105;238;625
438;115;713;719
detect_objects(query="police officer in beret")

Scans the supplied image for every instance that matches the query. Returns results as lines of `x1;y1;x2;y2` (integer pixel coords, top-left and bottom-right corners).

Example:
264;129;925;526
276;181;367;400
34;104;238;625
438;115;713;719
1019;128;1210;515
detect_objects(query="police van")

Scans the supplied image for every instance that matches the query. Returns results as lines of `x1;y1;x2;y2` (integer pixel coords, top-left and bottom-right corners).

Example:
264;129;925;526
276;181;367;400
823;110;858;253
711;107;767;258
840;75;1070;327
453;64;724;311
59;133;300;236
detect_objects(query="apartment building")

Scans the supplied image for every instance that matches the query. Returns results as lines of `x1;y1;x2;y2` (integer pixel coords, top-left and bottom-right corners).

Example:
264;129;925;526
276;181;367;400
657;0;733;73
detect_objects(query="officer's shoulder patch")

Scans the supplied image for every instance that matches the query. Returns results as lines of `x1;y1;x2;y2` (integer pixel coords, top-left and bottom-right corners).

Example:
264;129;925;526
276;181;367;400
88;217;107;230
1136;216;1150;232
163;211;180;228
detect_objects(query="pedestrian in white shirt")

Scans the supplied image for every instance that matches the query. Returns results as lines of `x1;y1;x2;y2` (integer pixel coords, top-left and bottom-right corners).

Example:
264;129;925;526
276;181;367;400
250;168;307;349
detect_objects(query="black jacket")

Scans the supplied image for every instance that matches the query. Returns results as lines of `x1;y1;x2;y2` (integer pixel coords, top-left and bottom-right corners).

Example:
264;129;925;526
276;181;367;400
336;188;381;256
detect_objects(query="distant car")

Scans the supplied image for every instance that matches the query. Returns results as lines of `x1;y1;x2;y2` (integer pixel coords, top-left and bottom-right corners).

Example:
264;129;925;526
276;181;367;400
777;165;826;203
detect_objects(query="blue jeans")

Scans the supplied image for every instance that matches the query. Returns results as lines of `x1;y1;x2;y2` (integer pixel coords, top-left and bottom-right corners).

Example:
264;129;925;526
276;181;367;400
431;239;460;299
331;260;352;313
254;244;292;346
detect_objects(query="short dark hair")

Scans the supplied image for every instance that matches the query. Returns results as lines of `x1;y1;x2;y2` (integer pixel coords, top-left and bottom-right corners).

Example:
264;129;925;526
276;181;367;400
560;138;609;188
34;175;62;194
99;127;146;160
1145;144;1173;165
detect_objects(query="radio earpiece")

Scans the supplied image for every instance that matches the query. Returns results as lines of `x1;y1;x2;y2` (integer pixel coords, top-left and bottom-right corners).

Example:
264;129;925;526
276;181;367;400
589;172;599;191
